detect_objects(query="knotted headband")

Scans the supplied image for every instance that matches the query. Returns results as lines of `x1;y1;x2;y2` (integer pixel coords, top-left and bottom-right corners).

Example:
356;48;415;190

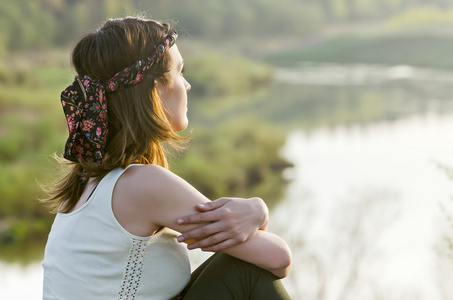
60;30;177;164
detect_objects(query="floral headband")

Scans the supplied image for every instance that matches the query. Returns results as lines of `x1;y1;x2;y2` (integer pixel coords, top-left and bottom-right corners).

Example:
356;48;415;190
60;30;177;164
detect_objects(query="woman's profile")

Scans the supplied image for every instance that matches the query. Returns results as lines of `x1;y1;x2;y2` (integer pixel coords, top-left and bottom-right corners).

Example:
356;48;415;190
41;16;292;299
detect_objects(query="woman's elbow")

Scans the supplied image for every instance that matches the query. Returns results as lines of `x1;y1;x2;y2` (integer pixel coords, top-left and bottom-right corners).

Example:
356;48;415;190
270;261;292;279
270;248;292;279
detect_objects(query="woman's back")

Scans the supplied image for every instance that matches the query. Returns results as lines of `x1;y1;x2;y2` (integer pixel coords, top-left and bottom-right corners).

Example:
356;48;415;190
42;167;190;300
41;16;291;299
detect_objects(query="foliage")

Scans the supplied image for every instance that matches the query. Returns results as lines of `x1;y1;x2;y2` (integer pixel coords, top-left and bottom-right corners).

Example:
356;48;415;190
140;0;324;38
0;0;324;53
4;0;453;54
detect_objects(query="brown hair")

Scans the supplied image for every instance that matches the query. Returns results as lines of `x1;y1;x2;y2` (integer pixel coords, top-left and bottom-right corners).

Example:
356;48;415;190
41;17;188;213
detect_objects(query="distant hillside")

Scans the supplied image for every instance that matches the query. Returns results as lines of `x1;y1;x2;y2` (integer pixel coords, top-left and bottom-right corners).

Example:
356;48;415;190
266;30;453;69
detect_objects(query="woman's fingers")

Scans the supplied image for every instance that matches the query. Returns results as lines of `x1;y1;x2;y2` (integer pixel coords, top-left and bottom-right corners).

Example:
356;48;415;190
177;221;224;243
186;231;229;250
187;232;244;251
194;197;230;212
177;210;217;225
178;221;246;250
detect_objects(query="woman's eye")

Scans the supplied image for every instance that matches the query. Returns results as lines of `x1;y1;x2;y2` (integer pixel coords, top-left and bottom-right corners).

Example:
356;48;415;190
181;67;185;76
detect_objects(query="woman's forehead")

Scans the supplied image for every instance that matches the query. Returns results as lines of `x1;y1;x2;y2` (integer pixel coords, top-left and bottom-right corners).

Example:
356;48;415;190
169;45;183;65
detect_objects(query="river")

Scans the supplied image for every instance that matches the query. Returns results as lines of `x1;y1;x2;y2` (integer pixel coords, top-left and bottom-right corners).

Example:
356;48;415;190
276;113;453;299
3;63;453;299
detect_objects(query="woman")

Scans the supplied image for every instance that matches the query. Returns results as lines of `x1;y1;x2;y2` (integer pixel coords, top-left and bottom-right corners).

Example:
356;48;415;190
41;17;292;299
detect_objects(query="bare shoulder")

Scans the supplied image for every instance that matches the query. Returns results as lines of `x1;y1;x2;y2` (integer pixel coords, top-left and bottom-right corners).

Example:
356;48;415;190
114;164;210;231
119;164;179;192
116;164;209;207
124;163;173;180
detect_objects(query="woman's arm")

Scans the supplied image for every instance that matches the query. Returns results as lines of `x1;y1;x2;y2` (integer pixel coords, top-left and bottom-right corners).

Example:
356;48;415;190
176;197;269;251
117;164;291;278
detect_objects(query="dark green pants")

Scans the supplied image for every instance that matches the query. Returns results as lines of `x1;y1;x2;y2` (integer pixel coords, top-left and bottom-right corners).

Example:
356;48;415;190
177;252;292;300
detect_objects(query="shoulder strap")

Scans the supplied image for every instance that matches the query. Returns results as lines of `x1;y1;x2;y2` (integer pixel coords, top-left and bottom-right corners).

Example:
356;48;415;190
88;164;138;211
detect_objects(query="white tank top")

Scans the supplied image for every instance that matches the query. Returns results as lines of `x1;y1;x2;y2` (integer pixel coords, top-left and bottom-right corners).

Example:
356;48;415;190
42;166;190;300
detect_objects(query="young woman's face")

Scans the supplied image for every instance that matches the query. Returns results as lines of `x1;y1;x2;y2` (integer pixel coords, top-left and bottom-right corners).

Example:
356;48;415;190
156;45;191;132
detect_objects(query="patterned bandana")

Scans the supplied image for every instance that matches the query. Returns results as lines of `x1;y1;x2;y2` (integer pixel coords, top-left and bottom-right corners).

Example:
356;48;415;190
60;30;177;164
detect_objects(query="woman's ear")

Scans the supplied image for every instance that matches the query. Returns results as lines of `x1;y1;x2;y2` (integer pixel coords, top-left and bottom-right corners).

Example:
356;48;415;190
154;78;171;100
154;79;162;96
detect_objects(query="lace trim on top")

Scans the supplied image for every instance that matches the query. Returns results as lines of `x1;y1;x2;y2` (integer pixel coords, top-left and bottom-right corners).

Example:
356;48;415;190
118;238;149;299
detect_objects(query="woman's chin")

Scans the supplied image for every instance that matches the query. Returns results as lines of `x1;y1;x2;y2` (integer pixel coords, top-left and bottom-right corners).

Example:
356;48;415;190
173;119;189;132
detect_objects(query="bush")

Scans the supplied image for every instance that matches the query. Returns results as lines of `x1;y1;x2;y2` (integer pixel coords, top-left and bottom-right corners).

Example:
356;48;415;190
185;53;272;96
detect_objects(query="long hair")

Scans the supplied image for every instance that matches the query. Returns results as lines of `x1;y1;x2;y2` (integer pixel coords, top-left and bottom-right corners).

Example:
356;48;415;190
41;17;188;213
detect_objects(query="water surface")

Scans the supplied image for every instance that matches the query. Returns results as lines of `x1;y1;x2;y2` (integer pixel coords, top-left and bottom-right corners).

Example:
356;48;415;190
275;113;453;299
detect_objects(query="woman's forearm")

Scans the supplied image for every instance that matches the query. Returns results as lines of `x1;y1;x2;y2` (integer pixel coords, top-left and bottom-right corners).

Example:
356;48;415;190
221;231;292;278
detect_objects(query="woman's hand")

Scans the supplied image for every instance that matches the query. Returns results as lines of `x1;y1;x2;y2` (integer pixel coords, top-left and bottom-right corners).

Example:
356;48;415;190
176;197;269;252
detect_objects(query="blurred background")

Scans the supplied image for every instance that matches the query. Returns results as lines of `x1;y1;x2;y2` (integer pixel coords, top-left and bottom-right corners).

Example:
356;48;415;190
2;0;453;299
